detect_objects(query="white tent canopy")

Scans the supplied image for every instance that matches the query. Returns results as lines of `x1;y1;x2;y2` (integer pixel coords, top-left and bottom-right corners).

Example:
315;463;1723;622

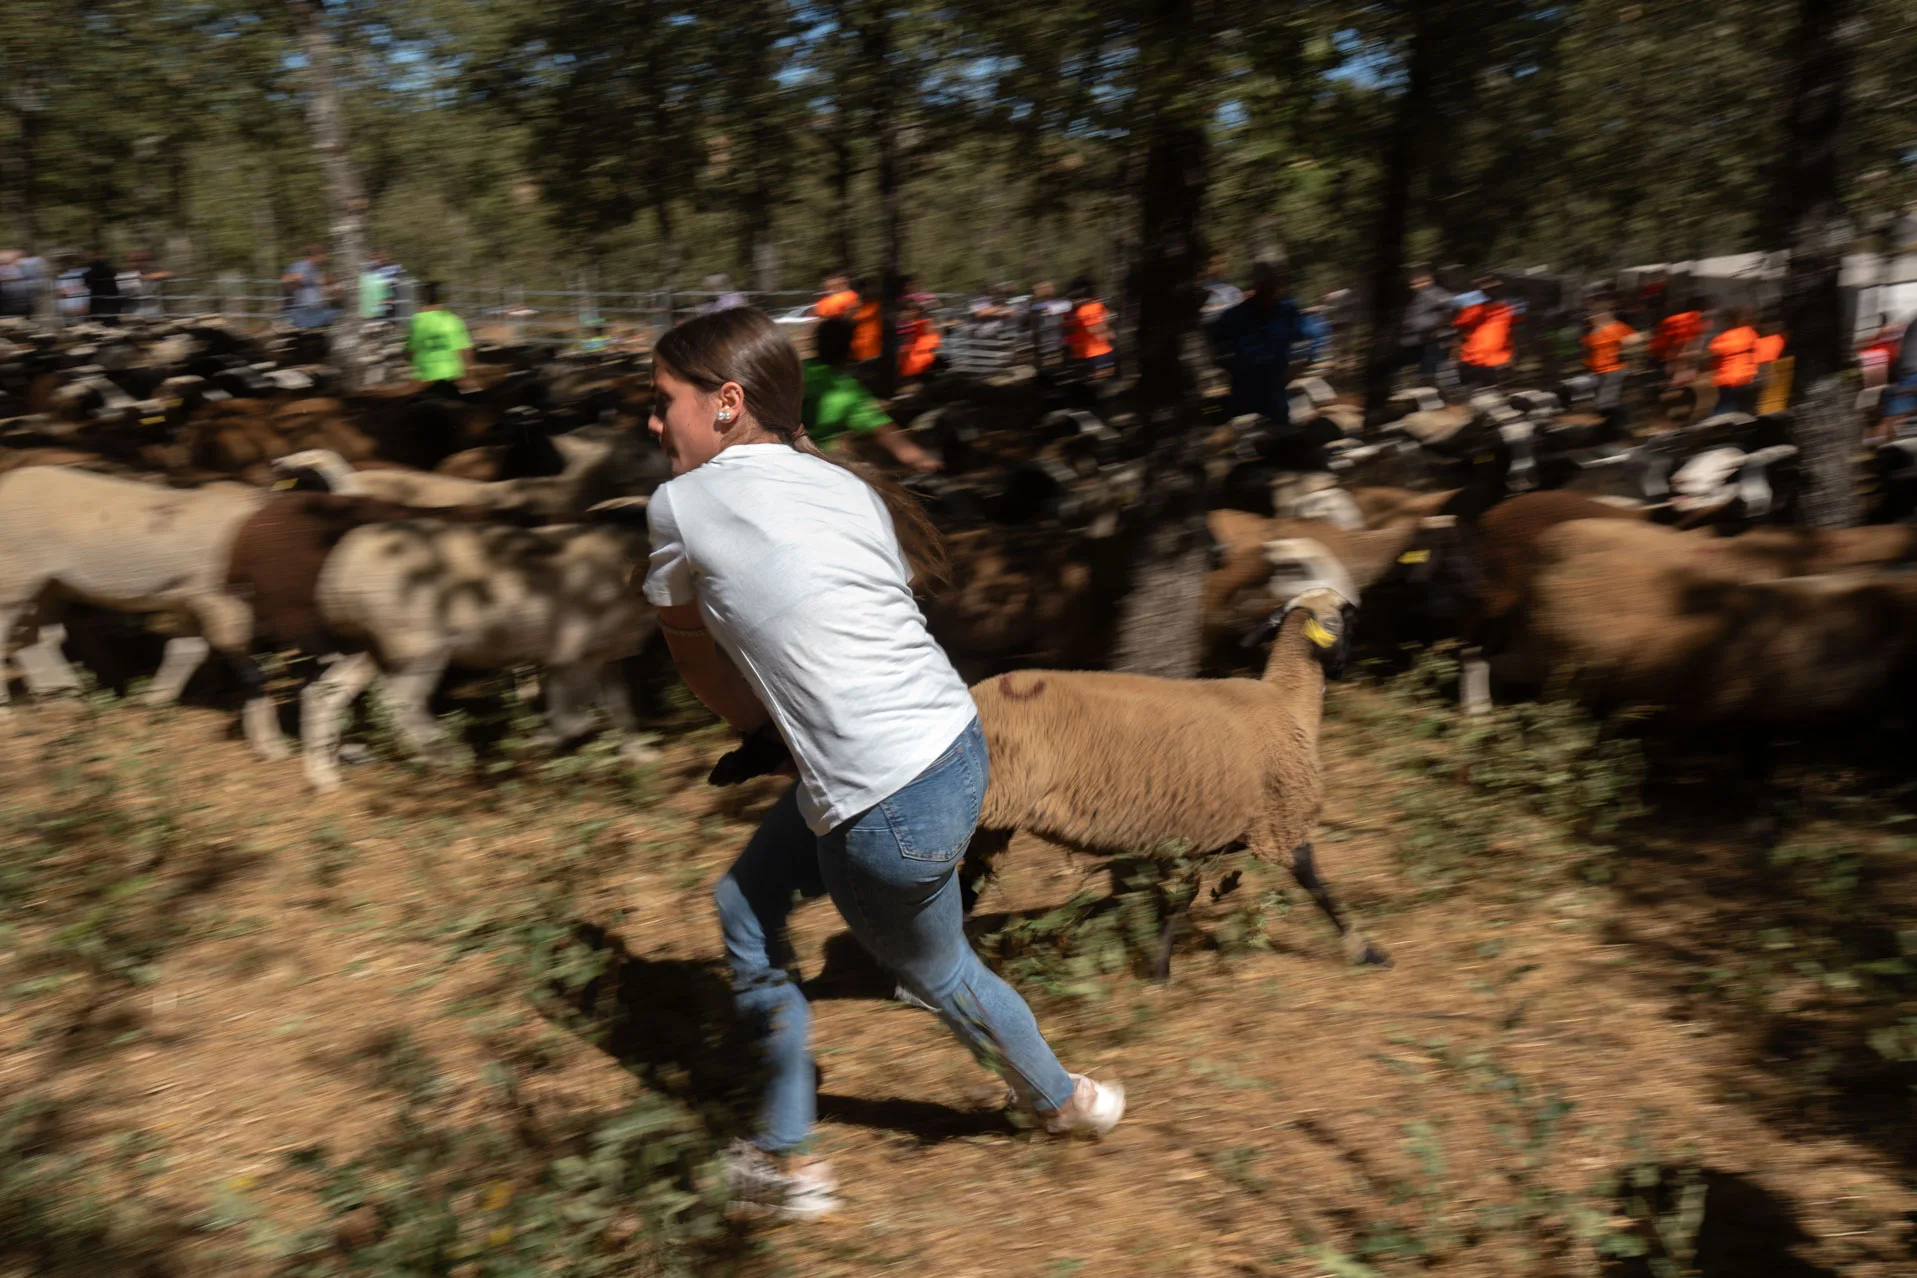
1620;252;1917;343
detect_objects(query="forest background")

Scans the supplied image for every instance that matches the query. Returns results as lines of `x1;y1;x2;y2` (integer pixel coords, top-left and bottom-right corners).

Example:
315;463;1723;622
7;0;1917;304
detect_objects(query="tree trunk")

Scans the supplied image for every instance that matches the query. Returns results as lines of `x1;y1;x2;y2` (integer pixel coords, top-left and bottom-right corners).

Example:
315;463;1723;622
5;91;44;251
1109;44;1211;680
749;205;780;294
655;199;679;290
1360;13;1439;423
829;133;855;272
1770;0;1859;527
1131;123;1207;428
854;9;903;397
294;0;367;387
875;104;902;397
9;90;51;317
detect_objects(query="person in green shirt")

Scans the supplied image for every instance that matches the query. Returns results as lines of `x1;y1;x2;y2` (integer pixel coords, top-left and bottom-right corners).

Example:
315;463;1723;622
802;317;939;472
407;281;473;385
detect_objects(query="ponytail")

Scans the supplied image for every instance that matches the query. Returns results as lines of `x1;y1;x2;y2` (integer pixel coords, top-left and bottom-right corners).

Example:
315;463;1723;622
788;430;950;591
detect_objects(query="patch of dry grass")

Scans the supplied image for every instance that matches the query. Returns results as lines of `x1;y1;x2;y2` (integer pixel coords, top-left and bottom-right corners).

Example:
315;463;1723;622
0;664;1911;1276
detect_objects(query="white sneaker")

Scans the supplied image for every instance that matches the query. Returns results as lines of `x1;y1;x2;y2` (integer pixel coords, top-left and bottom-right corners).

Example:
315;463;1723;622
1042;1073;1126;1138
893;984;938;1012
722;1140;840;1219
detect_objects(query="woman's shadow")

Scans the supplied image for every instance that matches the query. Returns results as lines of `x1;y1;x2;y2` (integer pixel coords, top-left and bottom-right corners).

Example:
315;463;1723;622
545;922;1014;1145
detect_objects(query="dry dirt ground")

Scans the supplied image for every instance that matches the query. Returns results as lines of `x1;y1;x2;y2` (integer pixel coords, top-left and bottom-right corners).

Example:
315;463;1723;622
0;665;1912;1277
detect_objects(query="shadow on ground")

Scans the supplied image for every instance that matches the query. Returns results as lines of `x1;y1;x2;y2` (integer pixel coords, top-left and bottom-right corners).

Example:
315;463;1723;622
1605;728;1917;1174
1602;1165;1844;1278
553;923;1024;1147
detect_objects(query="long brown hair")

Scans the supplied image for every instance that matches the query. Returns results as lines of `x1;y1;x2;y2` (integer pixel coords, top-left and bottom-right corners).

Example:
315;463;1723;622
651;307;949;588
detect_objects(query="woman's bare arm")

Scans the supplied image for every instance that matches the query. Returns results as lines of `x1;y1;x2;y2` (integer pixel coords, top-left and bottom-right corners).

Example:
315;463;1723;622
658;603;769;732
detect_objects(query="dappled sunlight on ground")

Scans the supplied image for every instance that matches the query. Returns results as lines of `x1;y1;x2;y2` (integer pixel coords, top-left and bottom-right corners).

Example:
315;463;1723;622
0;672;1911;1274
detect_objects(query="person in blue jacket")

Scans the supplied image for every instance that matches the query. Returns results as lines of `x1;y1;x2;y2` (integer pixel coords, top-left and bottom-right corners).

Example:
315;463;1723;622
1210;261;1301;427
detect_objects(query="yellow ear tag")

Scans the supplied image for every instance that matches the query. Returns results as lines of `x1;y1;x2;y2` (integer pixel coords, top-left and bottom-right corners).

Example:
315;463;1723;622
1304;616;1337;648
1398;548;1431;564
272;478;296;490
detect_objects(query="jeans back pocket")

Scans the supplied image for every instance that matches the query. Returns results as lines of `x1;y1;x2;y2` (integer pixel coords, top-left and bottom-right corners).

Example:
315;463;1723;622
880;726;983;863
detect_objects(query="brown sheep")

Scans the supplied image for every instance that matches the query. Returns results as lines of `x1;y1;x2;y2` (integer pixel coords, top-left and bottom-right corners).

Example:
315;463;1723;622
1467;490;1646;625
968;542;1388;968
1513;519;1917;726
1463;495;1917;681
1688;524;1917;579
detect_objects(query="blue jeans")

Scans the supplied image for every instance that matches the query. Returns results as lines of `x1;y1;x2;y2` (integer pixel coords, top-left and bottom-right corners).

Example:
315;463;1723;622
713;718;1075;1153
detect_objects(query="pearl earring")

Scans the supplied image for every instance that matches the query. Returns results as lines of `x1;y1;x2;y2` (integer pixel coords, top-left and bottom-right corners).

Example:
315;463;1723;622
716;410;733;422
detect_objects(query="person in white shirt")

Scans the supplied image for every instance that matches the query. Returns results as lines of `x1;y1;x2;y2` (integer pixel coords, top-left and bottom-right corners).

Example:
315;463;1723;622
643;308;1124;1218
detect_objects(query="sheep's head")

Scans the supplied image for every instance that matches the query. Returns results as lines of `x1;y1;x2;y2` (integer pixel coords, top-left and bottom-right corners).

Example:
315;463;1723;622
1284;587;1357;678
1244;537;1359;676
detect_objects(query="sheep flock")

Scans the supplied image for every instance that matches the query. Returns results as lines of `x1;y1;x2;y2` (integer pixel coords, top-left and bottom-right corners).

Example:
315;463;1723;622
4;310;1916;976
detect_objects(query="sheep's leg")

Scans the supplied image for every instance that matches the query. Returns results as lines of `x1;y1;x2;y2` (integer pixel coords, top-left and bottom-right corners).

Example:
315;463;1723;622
541;663;598;746
144;636;211;705
1288;841;1391;968
11;608;82;698
15;626;81;697
0;598;56;714
594;662;660;767
0;603;20;716
1460;645;1492;717
227;650;290;763
301;652;380;792
379;651;456;764
188;593;287;761
1152;869;1200;982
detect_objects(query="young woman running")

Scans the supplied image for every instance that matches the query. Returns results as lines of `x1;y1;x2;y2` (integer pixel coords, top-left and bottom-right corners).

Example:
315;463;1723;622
642;308;1123;1217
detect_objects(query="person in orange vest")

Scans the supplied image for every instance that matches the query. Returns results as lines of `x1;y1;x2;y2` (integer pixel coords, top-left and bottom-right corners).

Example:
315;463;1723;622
1754;319;1789;415
898;299;942;380
1063;276;1115;378
848;280;883;363
1454;274;1514;390
1649;296;1706;380
1582;297;1639;438
811;272;860;321
1707;306;1761;416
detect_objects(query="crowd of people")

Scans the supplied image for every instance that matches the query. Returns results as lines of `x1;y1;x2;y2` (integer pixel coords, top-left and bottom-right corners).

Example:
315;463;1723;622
0;248;172;320
15;242;1913;448
1398;265;1809;429
0;243;420;329
801;270;1121;386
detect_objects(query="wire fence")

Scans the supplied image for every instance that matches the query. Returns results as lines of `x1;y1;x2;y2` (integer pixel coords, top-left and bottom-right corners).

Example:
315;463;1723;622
29;276;981;342
7;275;1082;378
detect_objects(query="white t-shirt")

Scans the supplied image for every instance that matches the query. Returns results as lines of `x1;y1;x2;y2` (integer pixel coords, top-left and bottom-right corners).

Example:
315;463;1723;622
643;443;977;834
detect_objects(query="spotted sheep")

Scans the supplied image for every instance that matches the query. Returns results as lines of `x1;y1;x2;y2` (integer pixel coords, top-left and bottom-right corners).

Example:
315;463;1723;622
224;493;660;792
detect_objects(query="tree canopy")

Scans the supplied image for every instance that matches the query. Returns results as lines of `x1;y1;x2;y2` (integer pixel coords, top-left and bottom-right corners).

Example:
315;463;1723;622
3;0;1915;295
